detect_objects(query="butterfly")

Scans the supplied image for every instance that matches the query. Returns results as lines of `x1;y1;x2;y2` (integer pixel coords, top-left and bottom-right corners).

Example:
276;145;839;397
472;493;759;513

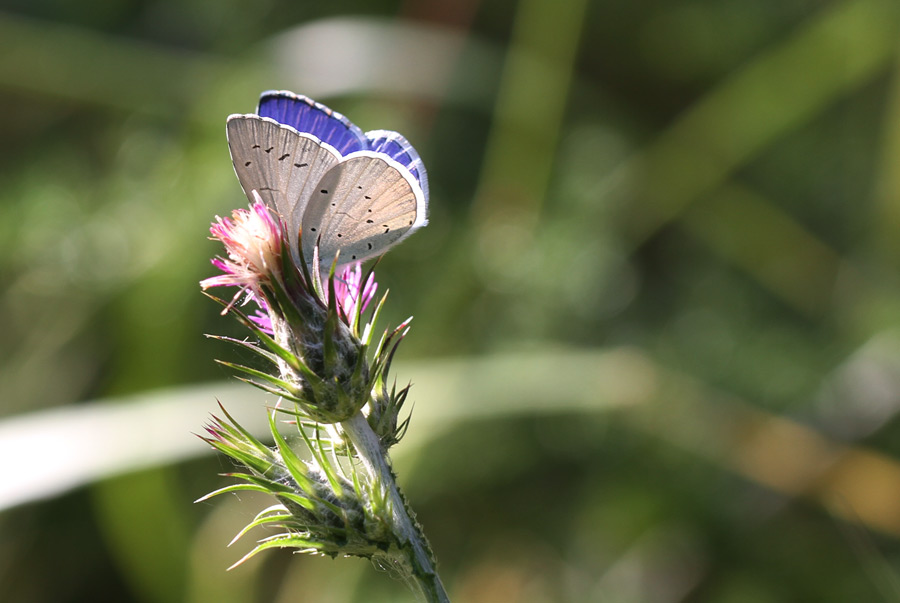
226;90;429;272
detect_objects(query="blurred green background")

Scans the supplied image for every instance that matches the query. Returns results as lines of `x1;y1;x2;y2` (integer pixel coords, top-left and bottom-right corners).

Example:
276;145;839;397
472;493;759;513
3;0;900;600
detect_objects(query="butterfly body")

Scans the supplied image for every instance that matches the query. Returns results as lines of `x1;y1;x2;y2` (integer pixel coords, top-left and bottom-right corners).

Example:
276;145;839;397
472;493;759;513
226;91;428;270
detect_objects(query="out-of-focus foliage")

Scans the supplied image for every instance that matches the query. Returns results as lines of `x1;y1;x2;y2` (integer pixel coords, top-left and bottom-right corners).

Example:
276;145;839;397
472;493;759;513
2;0;900;601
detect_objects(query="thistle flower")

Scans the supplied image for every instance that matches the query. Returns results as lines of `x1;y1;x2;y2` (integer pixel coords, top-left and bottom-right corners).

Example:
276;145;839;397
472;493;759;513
200;212;445;597
200;189;383;422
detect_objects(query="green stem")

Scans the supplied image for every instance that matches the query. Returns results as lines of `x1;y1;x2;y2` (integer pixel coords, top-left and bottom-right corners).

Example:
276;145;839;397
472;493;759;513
341;413;450;602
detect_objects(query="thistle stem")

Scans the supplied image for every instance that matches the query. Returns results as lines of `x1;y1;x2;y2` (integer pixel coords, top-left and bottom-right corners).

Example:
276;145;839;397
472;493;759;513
341;413;450;602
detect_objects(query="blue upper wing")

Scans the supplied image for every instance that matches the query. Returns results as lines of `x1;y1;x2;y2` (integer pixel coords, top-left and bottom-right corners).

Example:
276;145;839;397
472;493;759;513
257;90;368;156
256;91;429;200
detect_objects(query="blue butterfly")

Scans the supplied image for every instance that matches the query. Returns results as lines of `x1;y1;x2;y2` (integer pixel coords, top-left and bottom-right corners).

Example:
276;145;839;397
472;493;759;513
227;90;429;270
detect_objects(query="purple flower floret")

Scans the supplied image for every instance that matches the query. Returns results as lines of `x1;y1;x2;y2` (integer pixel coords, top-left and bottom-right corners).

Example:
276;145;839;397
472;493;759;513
201;192;283;299
331;263;378;320
248;307;274;335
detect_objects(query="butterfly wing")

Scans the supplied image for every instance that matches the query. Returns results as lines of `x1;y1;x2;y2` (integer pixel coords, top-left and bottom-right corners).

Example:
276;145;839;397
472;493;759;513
228;91;430;270
226;114;341;254
365;129;430;201
300;151;428;269
258;90;368;156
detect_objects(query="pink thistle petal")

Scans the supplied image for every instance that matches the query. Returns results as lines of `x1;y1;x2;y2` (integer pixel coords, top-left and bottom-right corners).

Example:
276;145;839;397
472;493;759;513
329;263;378;320
201;192;283;299
247;297;273;334
249;310;274;335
